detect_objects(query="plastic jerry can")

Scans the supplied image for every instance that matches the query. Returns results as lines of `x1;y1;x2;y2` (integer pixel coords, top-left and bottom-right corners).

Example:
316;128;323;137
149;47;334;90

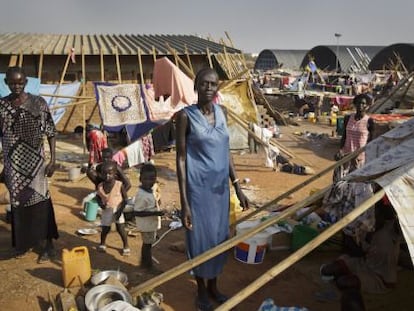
230;193;241;225
62;246;91;288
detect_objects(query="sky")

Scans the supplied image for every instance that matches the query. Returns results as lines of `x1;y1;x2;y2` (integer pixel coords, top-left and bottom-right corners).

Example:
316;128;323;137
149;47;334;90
0;0;412;53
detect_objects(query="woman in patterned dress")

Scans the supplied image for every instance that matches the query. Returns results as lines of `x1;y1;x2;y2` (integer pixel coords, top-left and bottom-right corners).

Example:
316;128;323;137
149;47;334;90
0;66;58;263
176;68;249;311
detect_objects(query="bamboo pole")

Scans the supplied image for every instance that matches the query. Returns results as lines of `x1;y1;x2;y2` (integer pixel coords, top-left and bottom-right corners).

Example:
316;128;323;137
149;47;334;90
62;46;83;133
86;47;104;123
233;145;366;227
129;187;330;297
39;94;95;100
51;51;72;108
218;69;249;91
206;48;213;68
217;189;385;310
18;50;23;67
8;55;18;67
100;48;105;81
81;45;87;154
49;98;96;110
38;49;44;80
165;44;195;79
184;45;194;76
224;31;235;48
137;48;144;85
115;46;122;83
152;46;157;63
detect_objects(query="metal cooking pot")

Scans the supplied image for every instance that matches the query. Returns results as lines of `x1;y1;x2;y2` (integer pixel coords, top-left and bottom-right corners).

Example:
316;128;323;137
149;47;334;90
91;270;128;286
85;284;132;311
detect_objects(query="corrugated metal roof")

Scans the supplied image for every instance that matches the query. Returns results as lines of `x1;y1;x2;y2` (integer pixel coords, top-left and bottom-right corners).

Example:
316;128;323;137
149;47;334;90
0;33;241;55
254;49;308;71
303;45;384;72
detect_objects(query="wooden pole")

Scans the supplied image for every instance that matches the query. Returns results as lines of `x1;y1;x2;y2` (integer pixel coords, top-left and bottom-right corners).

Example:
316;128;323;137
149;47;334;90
218;69;249;91
81;45;87;154
184;45;194;76
206;48;213;68
233;145;366;226
51;51;72;107
224;31;235;48
152;46;157;63
100;48;105;81
216;189;385;310
39;94;95;100
137;48;144;85
115;46;122;83
18;50;23;67
165;44;195;79
38;49;44;80
49;98;96;110
62;46;83;133
129;187;330;297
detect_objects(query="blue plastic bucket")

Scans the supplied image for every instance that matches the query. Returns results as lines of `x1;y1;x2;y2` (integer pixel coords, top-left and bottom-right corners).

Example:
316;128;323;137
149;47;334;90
85;198;99;222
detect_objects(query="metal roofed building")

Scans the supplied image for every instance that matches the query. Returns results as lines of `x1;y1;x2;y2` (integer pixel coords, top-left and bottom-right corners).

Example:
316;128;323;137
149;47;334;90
301;45;384;73
0;32;242;81
369;43;414;72
254;49;308;71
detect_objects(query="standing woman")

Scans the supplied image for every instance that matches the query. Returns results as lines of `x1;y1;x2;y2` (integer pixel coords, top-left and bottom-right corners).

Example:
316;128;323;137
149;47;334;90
0;66;58;263
176;68;248;311
335;93;374;181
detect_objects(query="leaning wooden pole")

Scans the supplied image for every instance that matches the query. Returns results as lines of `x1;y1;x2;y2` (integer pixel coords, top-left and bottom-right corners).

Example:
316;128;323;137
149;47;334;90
217;189;385;310
115;46;122;83
38;48;44;80
87;48;105;122
129;187;330;298
137;48;144;85
206;47;213;68
81;45;87;153
184;45;194;76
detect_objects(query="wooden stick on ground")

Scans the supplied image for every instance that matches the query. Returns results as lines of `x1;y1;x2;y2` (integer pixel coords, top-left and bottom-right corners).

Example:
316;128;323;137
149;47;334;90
216;189;385;310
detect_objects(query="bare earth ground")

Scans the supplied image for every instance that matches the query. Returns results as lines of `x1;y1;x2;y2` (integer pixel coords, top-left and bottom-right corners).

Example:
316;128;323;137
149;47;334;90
0;120;413;311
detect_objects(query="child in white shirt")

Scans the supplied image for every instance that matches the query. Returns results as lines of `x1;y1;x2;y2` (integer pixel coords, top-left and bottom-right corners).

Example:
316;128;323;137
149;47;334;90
132;163;164;269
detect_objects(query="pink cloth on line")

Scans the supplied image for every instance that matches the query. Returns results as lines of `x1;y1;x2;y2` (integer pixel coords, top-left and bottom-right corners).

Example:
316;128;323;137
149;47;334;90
112;150;126;167
152;57;196;107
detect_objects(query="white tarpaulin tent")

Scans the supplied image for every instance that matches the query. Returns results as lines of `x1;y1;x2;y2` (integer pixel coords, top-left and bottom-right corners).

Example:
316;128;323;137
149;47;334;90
346;117;414;265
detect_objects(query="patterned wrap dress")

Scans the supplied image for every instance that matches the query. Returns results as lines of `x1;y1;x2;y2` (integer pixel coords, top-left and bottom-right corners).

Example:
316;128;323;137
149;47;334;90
183;104;230;279
0;94;58;251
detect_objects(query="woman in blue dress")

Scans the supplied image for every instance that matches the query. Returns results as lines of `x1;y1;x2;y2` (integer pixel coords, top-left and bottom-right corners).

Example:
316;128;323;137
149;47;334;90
176;68;249;310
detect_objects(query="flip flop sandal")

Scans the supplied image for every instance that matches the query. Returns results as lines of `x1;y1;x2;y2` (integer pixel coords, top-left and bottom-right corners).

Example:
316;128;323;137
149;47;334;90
195;296;213;311
209;292;228;304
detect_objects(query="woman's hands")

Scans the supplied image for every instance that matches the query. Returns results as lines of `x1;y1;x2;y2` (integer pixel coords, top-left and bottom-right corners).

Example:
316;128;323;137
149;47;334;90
44;160;56;177
235;183;249;211
181;203;193;230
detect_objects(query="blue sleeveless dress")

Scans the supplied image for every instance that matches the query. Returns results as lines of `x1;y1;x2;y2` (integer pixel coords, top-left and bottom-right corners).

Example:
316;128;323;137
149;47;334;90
184;104;230;278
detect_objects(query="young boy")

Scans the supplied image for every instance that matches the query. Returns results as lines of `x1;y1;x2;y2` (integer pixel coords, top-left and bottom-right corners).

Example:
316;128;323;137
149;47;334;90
132;163;164;269
96;161;130;256
86;147;131;192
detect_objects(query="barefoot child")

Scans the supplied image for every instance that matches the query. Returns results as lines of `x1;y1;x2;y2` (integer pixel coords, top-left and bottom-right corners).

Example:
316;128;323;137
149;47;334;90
96;161;130;256
132;163;164;269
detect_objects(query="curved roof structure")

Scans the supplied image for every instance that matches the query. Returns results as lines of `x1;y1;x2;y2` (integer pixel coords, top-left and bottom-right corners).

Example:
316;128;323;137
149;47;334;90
0;33;241;55
301;45;384;72
369;43;414;71
254;49;307;71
